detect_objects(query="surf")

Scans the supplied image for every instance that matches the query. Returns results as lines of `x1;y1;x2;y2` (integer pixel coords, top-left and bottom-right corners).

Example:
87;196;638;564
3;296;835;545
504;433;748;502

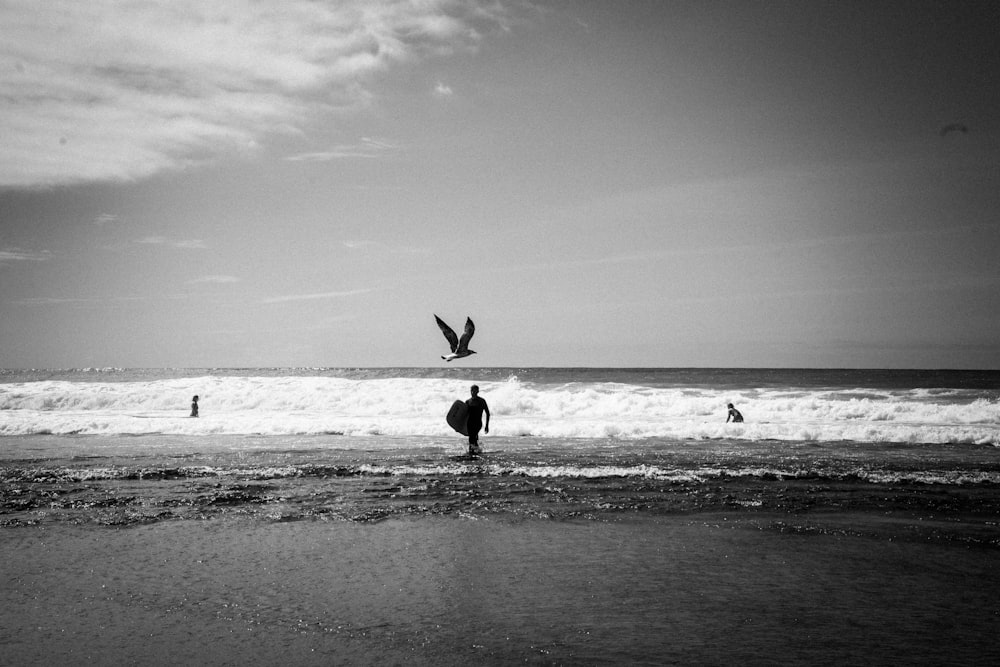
1;371;998;445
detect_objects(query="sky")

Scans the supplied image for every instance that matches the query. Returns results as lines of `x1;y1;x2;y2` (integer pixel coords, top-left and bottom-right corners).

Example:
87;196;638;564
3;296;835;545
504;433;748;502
1;0;999;369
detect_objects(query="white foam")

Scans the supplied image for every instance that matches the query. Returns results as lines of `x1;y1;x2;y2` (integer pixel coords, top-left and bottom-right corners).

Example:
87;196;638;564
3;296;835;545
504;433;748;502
16;463;999;486
1;375;997;445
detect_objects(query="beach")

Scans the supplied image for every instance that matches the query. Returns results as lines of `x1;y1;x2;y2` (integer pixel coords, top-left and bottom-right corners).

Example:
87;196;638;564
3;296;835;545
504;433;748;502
6;1;1000;663
2;368;999;664
5;514;999;666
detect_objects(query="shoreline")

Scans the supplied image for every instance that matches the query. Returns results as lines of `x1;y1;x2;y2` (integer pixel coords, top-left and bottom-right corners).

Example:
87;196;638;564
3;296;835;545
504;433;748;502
5;452;1000;548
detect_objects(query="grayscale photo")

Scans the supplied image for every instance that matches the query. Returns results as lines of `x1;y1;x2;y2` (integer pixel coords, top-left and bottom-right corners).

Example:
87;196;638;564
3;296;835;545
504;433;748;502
2;1;999;664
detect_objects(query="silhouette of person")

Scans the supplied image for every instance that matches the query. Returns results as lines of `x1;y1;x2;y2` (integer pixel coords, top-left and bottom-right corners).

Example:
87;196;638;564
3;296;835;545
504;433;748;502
191;395;199;418
465;385;490;456
726;403;743;423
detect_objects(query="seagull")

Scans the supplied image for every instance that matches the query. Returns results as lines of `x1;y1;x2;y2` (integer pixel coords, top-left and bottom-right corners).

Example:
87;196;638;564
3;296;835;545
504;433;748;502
940;123;969;136
435;315;476;361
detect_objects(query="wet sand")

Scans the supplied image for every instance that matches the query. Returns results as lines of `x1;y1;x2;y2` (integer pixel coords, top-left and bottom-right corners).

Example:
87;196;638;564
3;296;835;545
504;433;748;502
4;515;999;666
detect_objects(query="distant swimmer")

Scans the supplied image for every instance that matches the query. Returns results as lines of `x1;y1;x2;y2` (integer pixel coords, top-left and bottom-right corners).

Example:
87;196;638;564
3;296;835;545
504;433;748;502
726;403;743;423
465;385;490;456
191;395;199;418
435;314;477;362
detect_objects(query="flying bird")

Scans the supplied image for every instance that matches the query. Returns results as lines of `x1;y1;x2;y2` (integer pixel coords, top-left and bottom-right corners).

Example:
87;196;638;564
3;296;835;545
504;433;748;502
435;315;476;361
940;123;969;136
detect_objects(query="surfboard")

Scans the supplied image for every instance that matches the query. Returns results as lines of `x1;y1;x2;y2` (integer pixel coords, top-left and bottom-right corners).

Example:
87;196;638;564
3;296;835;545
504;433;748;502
446;399;469;436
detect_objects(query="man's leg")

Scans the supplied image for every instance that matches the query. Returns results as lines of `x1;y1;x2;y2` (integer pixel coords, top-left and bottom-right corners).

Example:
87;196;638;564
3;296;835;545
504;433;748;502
468;425;480;455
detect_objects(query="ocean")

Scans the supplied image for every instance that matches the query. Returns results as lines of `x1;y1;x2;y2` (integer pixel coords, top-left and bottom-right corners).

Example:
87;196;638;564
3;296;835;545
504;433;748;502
3;367;999;665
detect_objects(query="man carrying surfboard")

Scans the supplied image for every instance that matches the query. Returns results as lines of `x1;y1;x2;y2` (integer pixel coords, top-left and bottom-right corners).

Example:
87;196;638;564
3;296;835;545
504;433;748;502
466;385;490;456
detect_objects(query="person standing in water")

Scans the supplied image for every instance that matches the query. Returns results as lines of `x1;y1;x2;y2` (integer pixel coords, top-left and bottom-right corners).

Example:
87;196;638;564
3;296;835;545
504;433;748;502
190;395;199;418
726;402;743;423
465;385;490;456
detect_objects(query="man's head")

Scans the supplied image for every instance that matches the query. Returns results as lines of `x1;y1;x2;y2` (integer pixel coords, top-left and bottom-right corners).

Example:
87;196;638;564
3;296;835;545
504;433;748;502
470;385;479;396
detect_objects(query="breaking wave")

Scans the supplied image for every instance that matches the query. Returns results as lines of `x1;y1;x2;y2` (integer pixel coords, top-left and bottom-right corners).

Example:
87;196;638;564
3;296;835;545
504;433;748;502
1;374;998;445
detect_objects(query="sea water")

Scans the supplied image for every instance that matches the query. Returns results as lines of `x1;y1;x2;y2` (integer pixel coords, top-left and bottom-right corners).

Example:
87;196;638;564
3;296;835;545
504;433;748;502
3;368;1000;664
2;367;997;443
2;367;999;518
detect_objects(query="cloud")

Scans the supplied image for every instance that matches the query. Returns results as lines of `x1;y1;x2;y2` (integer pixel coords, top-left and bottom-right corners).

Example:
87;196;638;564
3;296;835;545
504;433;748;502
93;213;120;227
284;137;400;162
341;239;431;254
187;275;240;284
1;0;506;188
434;81;454;96
261;288;374;304
171;239;209;250
12;295;151;306
0;247;52;262
136;236;207;249
12;297;96;305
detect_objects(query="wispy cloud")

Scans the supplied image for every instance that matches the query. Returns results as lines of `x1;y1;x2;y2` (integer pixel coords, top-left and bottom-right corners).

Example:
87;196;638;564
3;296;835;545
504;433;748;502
187;275;240;284
341;239;431;255
434;81;454;97
136;236;207;249
0;247;52;262
1;0;506;188
12;295;156;306
261;288;374;304
284;137;400;162
93;213;120;227
12;297;98;305
342;240;378;249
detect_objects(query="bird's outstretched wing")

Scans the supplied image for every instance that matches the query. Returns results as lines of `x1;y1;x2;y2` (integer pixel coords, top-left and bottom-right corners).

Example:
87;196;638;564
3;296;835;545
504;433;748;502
435;315;459;353
457;317;475;353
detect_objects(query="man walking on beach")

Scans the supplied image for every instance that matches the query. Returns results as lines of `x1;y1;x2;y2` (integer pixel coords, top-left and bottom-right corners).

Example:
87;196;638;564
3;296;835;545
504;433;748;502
466;385;490;456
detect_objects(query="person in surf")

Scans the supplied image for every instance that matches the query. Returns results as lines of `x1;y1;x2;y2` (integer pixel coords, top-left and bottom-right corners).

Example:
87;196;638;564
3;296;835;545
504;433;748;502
465;385;490;456
726;403;743;423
